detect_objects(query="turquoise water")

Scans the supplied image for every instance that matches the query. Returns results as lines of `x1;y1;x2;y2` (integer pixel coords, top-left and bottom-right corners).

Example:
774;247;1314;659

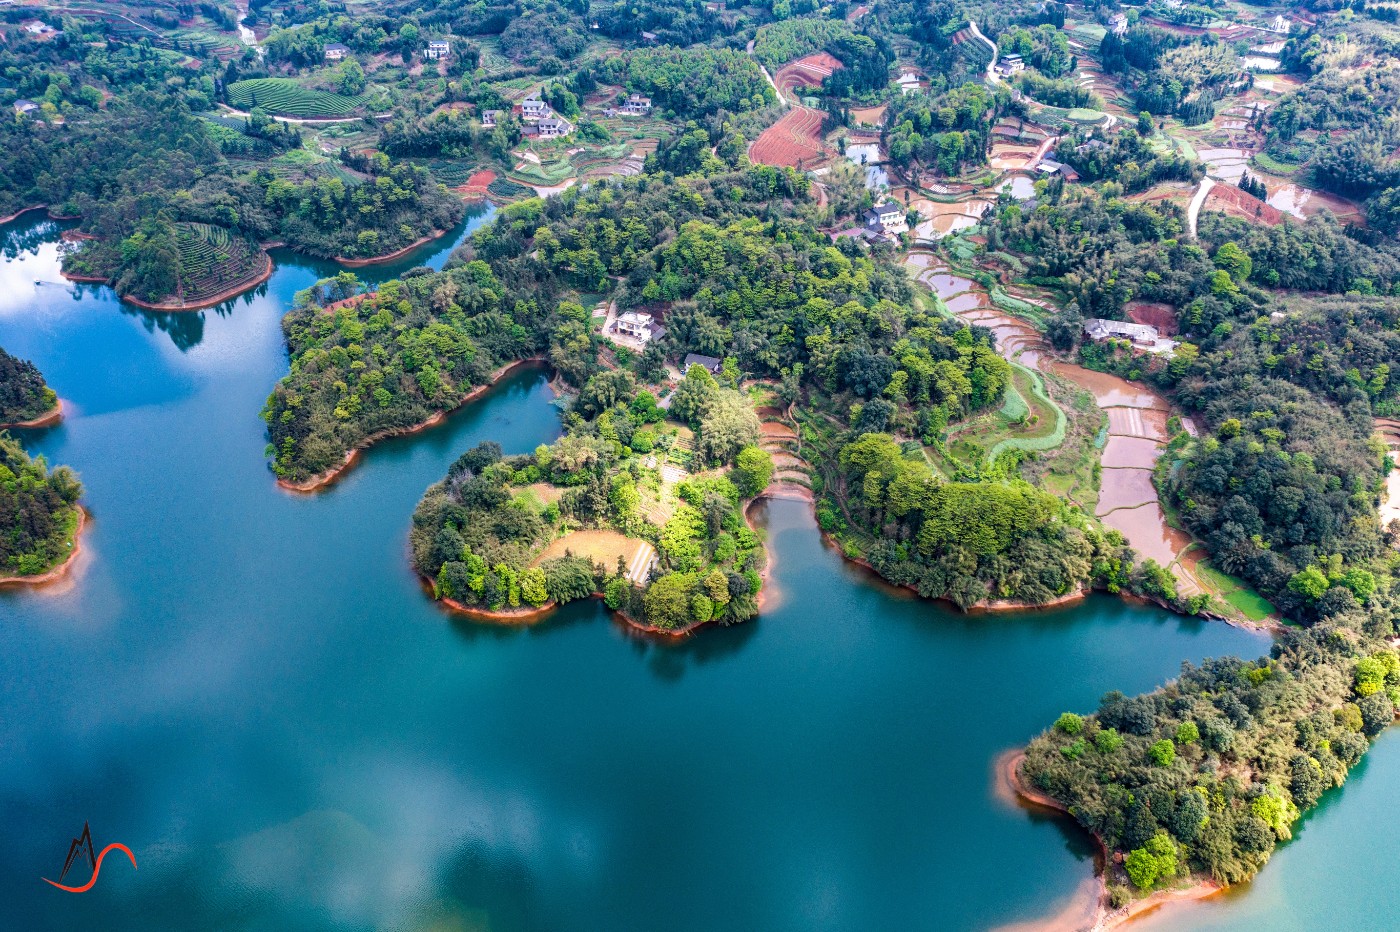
0;209;1367;930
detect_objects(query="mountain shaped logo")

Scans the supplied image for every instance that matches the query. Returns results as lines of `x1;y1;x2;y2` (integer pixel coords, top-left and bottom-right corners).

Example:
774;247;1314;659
42;822;137;893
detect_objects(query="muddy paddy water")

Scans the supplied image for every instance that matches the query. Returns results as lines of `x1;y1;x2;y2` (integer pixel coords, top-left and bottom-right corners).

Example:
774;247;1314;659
904;250;1199;584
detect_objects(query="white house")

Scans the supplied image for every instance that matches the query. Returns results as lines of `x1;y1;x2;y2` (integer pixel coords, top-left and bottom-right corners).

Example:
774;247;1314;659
1109;13;1128;35
537;115;571;138
615;311;655;342
1083;318;1178;355
865;202;907;236
1269;14;1291;33
21;19;53;35
520;96;548;120
425;38;451;60
13;99;38;115
622;93;652;115
481;109;501;128
995;53;1026;76
323;42;349;61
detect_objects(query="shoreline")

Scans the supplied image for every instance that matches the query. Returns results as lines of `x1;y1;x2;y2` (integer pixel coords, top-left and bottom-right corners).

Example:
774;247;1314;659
424;488;784;638
433;585;715;639
828;534;1092;614
995;750;1224;931
0;204;46;225
277;358;546;493
0;506;86;588
117;252;275;312
333;229;448;267
0;398;63;429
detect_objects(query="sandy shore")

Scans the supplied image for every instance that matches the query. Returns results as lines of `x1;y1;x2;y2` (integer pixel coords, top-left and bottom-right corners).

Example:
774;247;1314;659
994;750;1223;931
278;358;545;493
119;253;274;311
333;230;447;267
0;506;86;589
0;398;63;429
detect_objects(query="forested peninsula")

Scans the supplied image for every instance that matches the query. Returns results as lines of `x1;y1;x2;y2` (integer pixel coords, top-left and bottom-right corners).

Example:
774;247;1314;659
0;348;61;427
0;353;83;584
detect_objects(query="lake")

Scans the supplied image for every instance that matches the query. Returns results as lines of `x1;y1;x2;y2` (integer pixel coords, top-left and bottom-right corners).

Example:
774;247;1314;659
0;210;1389;930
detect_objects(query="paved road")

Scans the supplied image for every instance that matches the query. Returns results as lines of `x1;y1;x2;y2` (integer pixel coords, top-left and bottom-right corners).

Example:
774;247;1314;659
1187;176;1216;239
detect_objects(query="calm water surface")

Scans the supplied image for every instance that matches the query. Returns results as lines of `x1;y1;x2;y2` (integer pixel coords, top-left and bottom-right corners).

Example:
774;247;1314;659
0;211;1381;930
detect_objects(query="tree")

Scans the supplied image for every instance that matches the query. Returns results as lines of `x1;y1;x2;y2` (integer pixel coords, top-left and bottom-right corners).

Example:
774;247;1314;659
697;390;760;464
1149;739;1175;766
1287;566;1328;601
1124;832;1179;890
520;567;549;606
1054;712;1084;735
1213;241;1253;283
643;572;697;630
338;59;366;95
732;445;774;498
670;365;718;426
704;568;731;606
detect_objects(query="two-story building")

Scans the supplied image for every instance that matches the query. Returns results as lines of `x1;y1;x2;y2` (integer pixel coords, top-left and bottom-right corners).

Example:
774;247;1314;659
995;53;1026;77
481;109;501;128
520;97;548;121
622;93;652;115
865;202;908;236
323;42;350;61
615;311;655;342
425;38;451;60
537;116;572;138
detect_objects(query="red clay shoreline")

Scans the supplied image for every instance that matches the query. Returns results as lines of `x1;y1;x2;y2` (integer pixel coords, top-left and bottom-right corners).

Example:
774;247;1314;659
0;399;63;429
827;532;1093;614
333;229;448;267
432;586;714;638
996;750;1224;931
277;358;546;493
420;477;789;637
0;204;47;225
0;506;86;589
118;252;275;311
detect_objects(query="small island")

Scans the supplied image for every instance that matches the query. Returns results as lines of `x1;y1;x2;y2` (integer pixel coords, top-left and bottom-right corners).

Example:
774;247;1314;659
411;365;774;633
0;347;62;428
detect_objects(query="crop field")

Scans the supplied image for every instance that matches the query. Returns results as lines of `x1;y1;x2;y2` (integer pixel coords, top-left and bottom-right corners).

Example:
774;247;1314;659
173;223;267;305
227;79;367;117
749;106;827;168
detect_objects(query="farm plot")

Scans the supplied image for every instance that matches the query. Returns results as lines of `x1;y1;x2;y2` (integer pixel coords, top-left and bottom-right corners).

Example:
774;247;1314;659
749;106;827;168
227;79;367;117
173;223;268;305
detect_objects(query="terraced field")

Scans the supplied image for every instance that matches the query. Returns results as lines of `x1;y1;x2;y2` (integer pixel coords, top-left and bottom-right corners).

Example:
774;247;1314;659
170;223;268;307
227;79;367;117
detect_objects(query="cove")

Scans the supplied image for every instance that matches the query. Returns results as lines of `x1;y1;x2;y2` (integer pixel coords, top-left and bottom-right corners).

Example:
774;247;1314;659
0;212;1379;931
